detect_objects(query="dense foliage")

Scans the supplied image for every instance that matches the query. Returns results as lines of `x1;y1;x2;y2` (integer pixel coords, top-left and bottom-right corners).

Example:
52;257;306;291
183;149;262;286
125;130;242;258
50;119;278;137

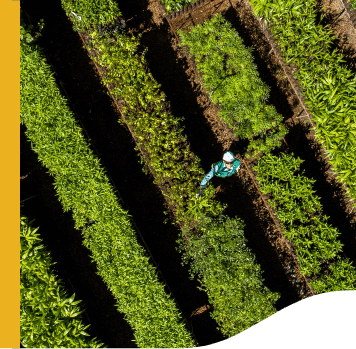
250;0;356;206
20;214;104;348
253;153;356;293
20;21;195;348
62;0;279;336
178;215;279;336
161;0;197;13
88;29;222;229
179;14;288;158
61;2;222;231
61;0;121;30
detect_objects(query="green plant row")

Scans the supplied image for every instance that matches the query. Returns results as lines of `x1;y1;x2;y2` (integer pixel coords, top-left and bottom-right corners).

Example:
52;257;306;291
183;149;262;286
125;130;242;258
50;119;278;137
179;14;288;159
61;0;120;31
249;0;356;207
253;153;356;293
61;0;279;336
20;20;195;348
89;30;222;229
178;215;279;336
20;213;104;348
161;0;197;13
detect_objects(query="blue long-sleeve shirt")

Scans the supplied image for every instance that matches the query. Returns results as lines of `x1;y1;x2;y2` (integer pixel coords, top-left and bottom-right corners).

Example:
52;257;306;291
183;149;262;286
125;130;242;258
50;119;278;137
200;159;240;188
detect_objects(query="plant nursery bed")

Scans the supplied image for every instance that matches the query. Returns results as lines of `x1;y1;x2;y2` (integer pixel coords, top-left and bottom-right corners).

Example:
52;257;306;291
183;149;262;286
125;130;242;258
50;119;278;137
164;0;356;266
160;0;356;227
224;0;356;264
115;0;356;279
21;0;356;345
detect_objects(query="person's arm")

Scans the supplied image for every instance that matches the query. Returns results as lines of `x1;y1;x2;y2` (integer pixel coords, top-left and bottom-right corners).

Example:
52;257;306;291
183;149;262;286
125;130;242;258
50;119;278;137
200;163;220;189
234;159;241;174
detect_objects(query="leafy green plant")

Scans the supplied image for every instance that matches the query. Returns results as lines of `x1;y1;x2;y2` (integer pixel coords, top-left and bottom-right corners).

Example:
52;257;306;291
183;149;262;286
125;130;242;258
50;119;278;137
253;153;356;292
249;0;356;207
61;0;120;31
178;215;279;337
160;0;197;13
179;14;287;158
347;0;356;11
20;213;104;348
20;20;195;348
309;258;356;293
20;9;44;43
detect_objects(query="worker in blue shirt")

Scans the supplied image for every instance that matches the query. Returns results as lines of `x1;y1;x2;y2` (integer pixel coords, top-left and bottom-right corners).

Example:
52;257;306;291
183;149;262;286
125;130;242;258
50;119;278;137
197;151;240;198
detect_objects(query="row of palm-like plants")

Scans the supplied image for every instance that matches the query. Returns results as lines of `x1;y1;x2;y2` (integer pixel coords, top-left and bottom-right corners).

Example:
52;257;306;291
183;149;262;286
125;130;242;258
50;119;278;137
61;0;280;337
179;13;356;293
249;0;356;208
20;213;104;348
254;154;356;293
20;16;195;348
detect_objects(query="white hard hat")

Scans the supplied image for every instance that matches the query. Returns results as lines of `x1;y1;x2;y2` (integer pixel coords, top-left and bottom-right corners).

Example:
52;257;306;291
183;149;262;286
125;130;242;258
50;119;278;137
223;151;235;162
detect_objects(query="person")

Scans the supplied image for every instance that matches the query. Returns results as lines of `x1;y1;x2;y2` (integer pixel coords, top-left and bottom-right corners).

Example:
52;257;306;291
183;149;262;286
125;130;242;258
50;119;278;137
196;151;240;199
